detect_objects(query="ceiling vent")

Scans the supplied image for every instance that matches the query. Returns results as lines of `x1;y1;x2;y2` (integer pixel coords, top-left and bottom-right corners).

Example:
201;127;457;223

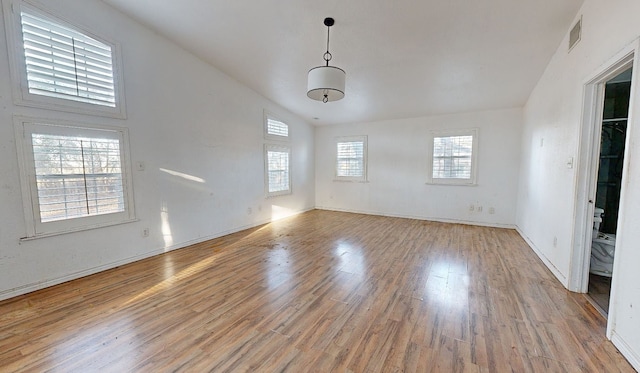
569;17;582;52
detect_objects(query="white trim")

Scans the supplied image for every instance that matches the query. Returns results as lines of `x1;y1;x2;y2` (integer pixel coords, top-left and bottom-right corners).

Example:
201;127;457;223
334;135;368;182
2;0;127;118
611;332;640;371
315;206;515;229
516;226;569;288
426;128;479;185
19;218;139;242
13;116;136;238
0;245;161;301
0;206;314;302
608;41;640;341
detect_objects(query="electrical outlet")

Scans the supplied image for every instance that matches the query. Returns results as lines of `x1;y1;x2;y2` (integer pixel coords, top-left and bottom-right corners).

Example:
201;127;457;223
477;206;483;212
469;204;475;211
142;228;149;237
489;207;495;214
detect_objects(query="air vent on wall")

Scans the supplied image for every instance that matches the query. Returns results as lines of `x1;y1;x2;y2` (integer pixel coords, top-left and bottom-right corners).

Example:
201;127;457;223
569;17;582;52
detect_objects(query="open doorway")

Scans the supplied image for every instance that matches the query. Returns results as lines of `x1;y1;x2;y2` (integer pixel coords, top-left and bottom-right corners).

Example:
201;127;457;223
587;68;632;314
570;41;638;324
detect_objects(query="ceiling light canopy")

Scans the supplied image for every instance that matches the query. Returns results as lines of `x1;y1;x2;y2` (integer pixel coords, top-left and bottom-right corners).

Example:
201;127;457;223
307;17;345;103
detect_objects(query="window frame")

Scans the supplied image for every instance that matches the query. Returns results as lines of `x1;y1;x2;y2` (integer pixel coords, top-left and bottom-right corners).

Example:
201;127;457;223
14;116;136;239
264;144;291;197
263;111;290;141
2;0;127;118
426;128;479;186
334;135;368;182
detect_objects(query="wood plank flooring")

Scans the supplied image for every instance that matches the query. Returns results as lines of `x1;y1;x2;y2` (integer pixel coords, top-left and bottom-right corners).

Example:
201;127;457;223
0;210;634;372
588;273;612;314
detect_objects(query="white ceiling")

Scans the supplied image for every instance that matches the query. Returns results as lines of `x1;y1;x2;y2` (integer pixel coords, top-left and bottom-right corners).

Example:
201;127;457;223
101;0;584;125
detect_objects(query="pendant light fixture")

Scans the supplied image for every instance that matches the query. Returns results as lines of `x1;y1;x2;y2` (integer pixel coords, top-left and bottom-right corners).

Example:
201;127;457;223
307;17;346;103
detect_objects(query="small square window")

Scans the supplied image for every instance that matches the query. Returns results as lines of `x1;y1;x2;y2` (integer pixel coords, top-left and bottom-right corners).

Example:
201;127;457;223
427;129;478;185
335;136;367;182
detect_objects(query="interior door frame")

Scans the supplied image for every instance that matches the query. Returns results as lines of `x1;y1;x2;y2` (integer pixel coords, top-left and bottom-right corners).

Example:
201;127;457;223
570;40;638;304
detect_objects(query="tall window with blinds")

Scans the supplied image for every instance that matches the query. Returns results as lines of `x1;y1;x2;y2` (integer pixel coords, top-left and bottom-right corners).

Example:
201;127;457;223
427;129;478;185
3;1;125;117
265;145;291;196
335;136;367;182
15;120;135;238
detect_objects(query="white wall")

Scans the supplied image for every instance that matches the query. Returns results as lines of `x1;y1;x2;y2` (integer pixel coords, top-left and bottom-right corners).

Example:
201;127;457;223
315;108;522;227
2;0;637;368
0;0;315;300
517;0;640;368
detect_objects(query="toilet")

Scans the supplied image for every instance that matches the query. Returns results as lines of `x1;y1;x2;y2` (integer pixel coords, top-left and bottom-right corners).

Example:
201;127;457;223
590;207;616;277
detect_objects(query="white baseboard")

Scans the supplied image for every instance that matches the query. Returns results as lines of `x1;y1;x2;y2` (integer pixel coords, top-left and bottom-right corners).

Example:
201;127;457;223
315;206;516;229
611;332;640;371
507;228;639;370
515;226;568;288
0;206;314;302
0;248;165;301
159;206;315;253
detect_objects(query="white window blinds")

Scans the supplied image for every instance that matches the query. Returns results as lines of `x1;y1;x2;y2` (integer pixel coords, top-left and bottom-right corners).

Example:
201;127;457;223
266;146;290;194
19;10;116;107
335;136;367;181
32;133;124;222
337;141;364;178
266;117;289;138
432;135;473;179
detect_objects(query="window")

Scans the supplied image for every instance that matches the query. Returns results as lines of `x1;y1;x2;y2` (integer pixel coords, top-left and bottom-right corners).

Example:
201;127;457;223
3;0;126;117
427;128;478;185
264;112;289;140
335;136;367;182
14;118;135;238
263;112;290;196
264;144;291;196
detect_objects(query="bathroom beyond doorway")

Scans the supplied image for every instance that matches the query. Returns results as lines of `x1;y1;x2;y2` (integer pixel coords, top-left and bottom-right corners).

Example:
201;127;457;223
587;67;632;314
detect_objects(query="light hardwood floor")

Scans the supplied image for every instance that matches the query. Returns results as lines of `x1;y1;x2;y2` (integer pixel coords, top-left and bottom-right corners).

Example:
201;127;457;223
0;210;634;372
588;273;612;315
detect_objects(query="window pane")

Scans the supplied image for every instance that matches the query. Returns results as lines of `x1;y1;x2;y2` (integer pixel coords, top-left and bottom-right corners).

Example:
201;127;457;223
20;11;116;107
336;141;364;177
267;150;290;193
432;135;473;179
266;118;288;137
32;133;124;222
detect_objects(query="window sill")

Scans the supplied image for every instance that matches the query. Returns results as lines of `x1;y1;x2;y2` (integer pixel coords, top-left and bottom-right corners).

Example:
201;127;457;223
266;191;292;198
425;181;477;187
20;218;139;242
333;179;369;183
264;134;290;142
13;96;127;120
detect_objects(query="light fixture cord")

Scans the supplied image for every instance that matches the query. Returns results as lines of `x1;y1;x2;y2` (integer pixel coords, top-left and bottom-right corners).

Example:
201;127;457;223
324;25;332;66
